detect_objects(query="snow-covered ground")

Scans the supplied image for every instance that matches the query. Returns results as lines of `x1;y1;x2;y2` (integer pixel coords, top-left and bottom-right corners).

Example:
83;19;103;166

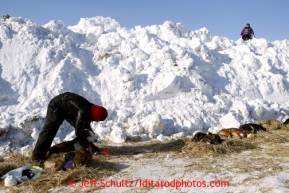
0;16;289;192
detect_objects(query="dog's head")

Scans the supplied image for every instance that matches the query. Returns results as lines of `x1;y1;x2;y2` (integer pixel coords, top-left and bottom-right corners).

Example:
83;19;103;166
84;129;97;143
73;149;92;168
257;124;266;132
192;132;206;142
206;132;224;144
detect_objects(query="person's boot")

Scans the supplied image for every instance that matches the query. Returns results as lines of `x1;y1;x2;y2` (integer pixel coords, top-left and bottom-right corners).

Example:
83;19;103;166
32;159;45;168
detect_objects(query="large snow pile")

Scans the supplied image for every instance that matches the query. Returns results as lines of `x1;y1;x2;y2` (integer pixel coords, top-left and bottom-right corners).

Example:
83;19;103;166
0;16;288;154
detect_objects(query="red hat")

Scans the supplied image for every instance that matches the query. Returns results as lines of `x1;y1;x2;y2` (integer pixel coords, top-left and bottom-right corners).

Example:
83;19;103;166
90;105;108;121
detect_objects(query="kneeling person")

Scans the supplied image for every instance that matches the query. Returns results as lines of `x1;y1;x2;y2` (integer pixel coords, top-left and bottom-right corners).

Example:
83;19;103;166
32;92;108;167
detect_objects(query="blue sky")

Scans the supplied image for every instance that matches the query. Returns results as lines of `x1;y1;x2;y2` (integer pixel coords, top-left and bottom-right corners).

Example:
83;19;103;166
1;0;288;41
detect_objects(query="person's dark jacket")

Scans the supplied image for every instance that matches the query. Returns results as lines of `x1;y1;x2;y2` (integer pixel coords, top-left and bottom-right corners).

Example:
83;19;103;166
240;27;254;36
54;92;93;148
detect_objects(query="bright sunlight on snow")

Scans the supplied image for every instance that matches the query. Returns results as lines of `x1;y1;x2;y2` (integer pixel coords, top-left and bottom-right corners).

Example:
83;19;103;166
0;16;289;192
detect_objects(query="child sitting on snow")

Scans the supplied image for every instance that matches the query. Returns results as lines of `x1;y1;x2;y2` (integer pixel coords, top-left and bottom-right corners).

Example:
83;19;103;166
240;23;255;40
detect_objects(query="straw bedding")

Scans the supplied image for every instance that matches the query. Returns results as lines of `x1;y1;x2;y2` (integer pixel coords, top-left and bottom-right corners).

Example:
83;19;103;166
0;118;288;192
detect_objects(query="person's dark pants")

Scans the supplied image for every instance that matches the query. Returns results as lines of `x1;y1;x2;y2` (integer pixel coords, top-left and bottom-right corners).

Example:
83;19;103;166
32;94;66;161
242;34;252;41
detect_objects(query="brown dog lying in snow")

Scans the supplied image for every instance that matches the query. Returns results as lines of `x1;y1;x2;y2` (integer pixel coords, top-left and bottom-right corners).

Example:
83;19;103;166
192;132;224;144
46;129;99;158
239;123;266;133
218;128;254;139
44;150;92;171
